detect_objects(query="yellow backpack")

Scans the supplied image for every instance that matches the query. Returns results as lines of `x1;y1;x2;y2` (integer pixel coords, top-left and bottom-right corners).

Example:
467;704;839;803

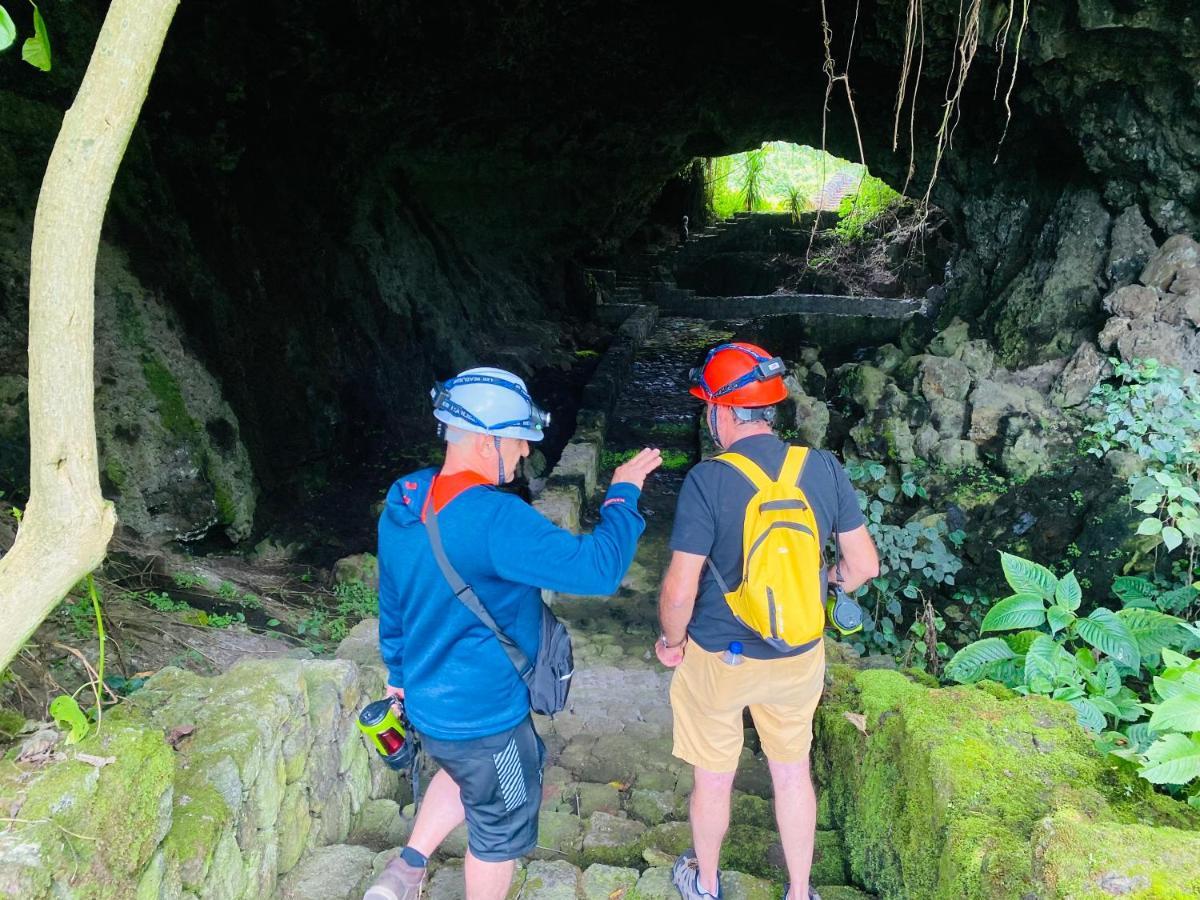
708;446;825;649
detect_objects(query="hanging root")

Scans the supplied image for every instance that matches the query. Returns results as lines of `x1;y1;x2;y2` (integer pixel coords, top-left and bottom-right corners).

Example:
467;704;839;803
809;0;867;259
992;0;1031;161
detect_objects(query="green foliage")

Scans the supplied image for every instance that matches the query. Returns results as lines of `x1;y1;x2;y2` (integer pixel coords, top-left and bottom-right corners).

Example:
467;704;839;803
49;575;107;743
948;553;1199;748
1101;648;1200;806
0;7;13;53
739;147;767;212
845;463;964;665
141;590;189;613
1087;359;1200;577
297;580;379;648
834;175;904;243
21;2;49;71
0;2;51;70
705;142;873;219
49;695;90;744
602;448;690;471
170;571;206;590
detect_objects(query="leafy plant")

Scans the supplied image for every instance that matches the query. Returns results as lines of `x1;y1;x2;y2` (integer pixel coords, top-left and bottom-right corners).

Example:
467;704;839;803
946;553;1195;733
0;2;52;70
845;463;964;665
171;571;206;589
834;175;903;243
141;590;190;613
1087;359;1200;579
1101;647;1200;807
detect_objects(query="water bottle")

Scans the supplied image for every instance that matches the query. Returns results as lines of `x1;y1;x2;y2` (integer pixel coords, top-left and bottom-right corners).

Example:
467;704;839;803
722;641;744;666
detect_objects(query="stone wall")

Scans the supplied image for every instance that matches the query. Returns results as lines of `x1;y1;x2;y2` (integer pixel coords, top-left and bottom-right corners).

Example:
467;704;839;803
814;660;1200;899
533;304;658;546
0;655;402;899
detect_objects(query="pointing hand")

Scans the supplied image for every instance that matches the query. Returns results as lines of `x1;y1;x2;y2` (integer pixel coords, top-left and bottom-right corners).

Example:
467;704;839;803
612;448;663;491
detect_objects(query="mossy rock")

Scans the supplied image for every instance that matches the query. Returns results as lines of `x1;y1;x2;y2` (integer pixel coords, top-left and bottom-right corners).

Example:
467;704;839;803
521;860;582;900
582;863;640;899
581;812;647;867
720;824;782;880
0;712;175;899
814;667;1200;899
1033;808;1200;899
629;866;675;900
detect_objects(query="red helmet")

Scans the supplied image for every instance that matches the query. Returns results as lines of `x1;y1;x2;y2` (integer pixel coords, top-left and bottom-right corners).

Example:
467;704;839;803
689;342;788;407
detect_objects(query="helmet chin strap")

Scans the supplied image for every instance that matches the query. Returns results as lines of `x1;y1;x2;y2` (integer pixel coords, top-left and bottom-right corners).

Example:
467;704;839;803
493;436;507;485
708;405;724;450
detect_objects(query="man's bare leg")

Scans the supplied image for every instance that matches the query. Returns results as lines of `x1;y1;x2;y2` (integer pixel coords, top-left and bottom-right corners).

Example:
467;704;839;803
406;768;466;857
463;851;516;900
768;756;817;899
691;765;737;894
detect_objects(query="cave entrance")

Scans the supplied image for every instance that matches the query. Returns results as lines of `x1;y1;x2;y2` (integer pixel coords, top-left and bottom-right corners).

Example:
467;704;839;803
704;141;894;220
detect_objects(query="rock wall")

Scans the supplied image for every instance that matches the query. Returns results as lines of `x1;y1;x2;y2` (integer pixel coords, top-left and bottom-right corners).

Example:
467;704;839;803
0;656;402;899
1;0;1197;541
814;660;1200;899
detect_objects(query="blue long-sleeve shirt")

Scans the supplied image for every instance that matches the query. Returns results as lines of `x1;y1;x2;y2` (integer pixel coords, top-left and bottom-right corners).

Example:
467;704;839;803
377;467;645;740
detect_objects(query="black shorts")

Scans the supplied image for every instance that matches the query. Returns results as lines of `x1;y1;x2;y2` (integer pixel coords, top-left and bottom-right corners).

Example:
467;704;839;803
419;716;546;862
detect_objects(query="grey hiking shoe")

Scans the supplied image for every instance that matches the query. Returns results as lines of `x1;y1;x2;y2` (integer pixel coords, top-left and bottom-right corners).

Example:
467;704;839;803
363;856;425;900
671;848;723;899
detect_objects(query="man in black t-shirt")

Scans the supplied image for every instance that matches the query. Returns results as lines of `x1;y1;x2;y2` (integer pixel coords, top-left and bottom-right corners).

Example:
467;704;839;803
657;342;880;900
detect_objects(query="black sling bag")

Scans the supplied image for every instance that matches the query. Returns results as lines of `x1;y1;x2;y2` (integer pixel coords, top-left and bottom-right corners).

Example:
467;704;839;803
424;503;574;716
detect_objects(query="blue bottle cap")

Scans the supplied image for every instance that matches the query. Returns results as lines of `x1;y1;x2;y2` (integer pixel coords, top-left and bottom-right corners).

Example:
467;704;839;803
729;641;743;654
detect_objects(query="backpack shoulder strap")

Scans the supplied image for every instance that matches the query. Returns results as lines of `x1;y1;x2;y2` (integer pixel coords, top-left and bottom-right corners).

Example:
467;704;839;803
713;451;772;492
424;506;534;682
778;446;811;488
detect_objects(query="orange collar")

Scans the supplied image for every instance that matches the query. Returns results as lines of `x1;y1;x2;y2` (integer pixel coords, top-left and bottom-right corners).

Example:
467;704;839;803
420;470;492;521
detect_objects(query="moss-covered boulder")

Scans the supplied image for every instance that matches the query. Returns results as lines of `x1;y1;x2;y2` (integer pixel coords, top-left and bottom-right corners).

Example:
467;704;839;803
0;715;174;900
814;667;1200;899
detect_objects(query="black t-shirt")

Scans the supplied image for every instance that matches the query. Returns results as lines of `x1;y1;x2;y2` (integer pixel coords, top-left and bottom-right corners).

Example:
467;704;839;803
669;433;866;659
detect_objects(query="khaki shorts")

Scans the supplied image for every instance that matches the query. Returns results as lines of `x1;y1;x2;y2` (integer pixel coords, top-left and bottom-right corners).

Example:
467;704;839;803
669;640;825;773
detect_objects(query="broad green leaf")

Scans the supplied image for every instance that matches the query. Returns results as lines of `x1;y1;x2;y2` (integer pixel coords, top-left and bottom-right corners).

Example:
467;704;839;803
1161;648;1196;671
0;7;16;52
1147;687;1200;733
945;638;1017;684
21;3;49;71
1116;608;1188;659
1113;694;1145;722
1070;698;1107;733
1025;635;1075;686
1162;526;1184;552
1138;733;1200;785
1137;518;1164;536
1004;630;1044;654
1074;608;1141;671
1153;670;1200;701
985;656;1024;687
1126;722;1159;751
1112;576;1155;605
1055;572;1082;611
1075;647;1097;672
1000;552;1058;600
1089;696;1120;719
981;594;1047;633
49;694;90;744
1046;606;1075;636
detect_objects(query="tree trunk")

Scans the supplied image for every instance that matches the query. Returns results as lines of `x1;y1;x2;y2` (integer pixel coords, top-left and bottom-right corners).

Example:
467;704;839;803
0;0;180;673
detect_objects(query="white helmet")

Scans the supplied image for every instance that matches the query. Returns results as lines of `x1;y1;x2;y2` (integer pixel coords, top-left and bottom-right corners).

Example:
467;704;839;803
430;367;548;442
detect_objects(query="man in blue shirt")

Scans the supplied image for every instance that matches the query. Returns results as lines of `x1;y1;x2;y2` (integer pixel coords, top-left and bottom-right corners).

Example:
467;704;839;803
364;367;661;900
